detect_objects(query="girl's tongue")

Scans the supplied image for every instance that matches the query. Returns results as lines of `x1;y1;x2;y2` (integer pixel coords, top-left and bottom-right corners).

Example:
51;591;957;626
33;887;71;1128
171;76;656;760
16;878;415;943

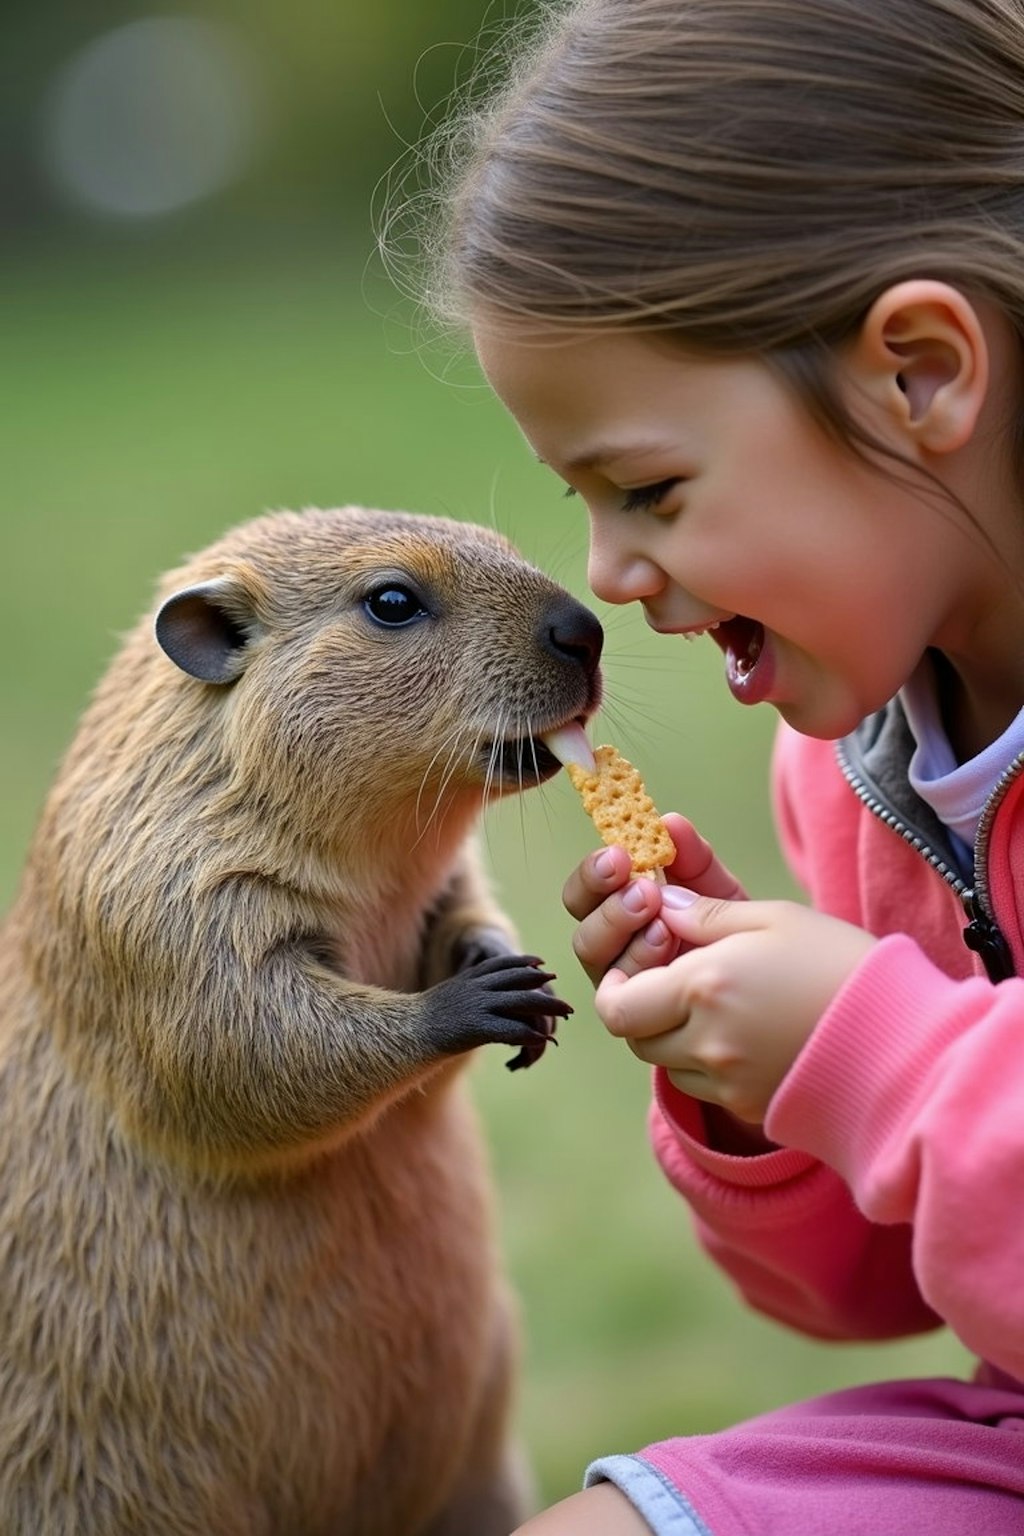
712;617;769;704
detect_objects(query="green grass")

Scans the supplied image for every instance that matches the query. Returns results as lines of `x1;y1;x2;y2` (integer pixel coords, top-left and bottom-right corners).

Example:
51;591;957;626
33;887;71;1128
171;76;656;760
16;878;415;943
2;239;969;1506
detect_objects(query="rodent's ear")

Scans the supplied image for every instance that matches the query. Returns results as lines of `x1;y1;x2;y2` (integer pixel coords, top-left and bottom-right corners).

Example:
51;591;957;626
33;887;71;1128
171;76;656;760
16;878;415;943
154;578;254;684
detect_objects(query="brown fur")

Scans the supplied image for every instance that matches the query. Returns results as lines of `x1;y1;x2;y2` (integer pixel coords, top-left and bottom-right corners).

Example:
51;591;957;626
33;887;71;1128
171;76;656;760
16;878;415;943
0;507;602;1535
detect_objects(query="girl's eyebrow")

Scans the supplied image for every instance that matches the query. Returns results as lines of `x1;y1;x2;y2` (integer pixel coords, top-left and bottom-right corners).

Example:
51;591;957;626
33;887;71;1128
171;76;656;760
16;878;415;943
536;442;669;472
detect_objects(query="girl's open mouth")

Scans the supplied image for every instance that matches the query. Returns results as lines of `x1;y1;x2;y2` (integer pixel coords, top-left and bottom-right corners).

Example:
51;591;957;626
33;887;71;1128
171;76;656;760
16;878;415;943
710;617;771;705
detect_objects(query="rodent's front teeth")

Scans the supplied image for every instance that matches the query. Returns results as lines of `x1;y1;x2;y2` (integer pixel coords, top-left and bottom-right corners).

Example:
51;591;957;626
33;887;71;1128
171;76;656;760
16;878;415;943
539;722;595;773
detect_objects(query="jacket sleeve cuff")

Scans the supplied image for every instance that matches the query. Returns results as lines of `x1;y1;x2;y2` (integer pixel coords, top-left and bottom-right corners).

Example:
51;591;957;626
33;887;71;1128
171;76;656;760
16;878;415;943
651;1069;835;1226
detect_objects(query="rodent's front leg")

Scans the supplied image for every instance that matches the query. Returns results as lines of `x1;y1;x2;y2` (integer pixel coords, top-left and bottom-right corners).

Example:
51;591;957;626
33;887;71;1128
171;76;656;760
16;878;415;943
119;948;571;1173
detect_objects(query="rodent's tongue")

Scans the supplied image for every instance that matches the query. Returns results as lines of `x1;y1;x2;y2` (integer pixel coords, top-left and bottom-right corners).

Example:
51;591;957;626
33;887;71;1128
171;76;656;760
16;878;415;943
540;723;596;775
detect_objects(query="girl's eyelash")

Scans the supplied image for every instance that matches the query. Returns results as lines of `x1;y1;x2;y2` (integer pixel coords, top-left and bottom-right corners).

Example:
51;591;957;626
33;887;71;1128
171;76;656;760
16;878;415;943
621;478;680;512
561;479;681;508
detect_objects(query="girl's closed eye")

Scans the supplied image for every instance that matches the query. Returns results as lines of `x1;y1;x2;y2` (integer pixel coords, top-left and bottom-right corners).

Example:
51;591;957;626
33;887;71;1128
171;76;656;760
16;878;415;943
561;478;683;511
621;478;682;513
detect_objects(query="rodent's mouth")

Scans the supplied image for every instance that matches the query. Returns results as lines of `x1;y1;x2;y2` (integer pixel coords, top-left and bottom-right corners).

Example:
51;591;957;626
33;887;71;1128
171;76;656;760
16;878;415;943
483;707;596;789
481;670;601;792
485;735;563;787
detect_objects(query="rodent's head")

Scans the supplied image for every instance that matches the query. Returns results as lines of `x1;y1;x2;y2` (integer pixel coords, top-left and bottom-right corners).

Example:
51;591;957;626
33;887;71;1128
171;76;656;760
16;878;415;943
152;507;602;854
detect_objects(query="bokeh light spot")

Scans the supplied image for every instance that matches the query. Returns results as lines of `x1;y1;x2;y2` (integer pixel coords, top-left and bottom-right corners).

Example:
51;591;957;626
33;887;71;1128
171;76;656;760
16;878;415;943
39;17;263;220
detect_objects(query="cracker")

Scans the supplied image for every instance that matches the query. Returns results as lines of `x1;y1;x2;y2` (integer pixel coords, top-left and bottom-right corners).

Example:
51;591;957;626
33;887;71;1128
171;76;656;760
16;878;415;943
566;744;675;879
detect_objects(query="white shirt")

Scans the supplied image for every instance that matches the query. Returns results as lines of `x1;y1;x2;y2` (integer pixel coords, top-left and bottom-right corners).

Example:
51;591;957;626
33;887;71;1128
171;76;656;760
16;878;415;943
900;657;1024;870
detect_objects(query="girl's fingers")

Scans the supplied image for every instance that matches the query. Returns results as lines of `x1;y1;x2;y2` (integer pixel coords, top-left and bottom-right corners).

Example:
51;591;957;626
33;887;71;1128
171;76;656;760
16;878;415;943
570;878;663;986
609;915;682;980
595;959;690;1040
662;814;747;900
560;824;745;989
627;1024;693;1068
562;843;633;921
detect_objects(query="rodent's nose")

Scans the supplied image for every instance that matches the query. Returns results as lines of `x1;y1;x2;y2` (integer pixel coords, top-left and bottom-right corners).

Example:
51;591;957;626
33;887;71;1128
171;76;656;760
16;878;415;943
540;595;604;675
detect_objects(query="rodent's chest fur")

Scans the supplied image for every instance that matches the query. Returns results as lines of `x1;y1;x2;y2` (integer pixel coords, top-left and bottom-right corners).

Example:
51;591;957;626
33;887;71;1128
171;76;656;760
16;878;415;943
320;891;428;991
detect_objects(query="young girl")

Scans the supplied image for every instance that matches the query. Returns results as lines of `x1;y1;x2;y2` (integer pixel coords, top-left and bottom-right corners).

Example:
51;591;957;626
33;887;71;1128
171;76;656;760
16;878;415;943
417;0;1024;1531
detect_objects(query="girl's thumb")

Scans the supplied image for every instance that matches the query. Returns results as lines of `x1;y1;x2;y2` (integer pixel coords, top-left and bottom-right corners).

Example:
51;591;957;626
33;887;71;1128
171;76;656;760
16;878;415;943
659;886;754;940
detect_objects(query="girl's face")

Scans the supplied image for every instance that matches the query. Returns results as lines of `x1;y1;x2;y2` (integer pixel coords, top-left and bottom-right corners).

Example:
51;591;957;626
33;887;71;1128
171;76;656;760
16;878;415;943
474;322;1000;741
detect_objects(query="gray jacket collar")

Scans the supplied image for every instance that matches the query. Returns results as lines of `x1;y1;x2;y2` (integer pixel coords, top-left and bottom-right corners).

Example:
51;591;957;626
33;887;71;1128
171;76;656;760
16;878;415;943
840;695;973;882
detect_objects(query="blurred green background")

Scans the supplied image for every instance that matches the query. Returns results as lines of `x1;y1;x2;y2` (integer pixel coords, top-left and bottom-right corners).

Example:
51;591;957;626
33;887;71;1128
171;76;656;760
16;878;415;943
2;0;967;1512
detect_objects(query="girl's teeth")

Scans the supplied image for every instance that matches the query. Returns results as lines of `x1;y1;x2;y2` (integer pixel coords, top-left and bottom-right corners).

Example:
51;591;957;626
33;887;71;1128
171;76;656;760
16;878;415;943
683;620;721;642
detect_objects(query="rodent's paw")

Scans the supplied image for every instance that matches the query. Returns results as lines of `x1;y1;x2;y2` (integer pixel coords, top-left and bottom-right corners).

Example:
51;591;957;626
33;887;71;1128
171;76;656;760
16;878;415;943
453;931;566;1068
425;953;572;1072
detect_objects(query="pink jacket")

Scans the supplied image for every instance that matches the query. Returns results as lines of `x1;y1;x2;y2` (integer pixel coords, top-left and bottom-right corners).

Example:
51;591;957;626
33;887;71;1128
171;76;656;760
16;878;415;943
651;711;1024;1384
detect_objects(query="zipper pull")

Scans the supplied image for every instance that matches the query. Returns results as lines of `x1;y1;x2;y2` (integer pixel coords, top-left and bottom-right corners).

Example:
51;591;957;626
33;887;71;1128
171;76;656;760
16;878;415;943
961;890;1015;982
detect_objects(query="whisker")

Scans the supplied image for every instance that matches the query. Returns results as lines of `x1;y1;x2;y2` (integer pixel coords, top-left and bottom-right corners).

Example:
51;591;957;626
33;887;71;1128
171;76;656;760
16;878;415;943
515;713;528;852
487;469;512;542
413;718;484;850
527;528;585;589
437;718;487;819
603;653;687;671
414;718;472;839
599;696;678;740
478;714;504;871
483;706;509;806
518;727;544;869
478;708;500;814
595;699;667;751
415;721;463;809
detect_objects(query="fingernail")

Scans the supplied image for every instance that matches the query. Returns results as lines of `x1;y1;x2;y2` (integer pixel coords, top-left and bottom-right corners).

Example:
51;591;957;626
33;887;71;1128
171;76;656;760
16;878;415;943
594;850;617;879
644;918;669;947
622;881;649;912
662;887;699;909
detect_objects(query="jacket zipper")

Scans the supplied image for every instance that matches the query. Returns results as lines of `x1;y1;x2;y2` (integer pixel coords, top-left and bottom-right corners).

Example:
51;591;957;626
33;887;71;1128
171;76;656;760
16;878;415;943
964;750;1024;980
834;739;1019;983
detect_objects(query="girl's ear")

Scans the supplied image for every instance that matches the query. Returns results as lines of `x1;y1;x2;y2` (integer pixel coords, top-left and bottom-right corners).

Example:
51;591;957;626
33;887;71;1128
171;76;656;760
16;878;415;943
849;280;989;453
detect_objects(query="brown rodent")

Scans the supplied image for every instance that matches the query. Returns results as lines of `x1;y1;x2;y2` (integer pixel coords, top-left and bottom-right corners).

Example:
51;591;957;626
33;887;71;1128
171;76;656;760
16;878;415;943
0;506;603;1536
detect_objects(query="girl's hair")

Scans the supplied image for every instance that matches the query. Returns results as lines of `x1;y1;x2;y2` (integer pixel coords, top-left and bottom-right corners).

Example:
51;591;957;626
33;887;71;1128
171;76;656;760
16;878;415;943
410;0;1024;450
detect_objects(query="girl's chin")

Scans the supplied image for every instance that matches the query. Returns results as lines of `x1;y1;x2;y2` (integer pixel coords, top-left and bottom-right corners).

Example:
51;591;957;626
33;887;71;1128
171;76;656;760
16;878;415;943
773;694;872;741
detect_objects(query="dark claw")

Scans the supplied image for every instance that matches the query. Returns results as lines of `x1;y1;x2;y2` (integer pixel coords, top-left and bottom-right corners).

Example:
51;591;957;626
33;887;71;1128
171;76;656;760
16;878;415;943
426;948;571;1069
469;954;571;1068
506;1027;559;1073
489;991;572;1021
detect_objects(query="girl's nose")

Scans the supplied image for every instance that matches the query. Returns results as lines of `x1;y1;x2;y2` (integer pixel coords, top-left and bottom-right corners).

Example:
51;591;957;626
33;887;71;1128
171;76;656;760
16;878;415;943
587;527;664;607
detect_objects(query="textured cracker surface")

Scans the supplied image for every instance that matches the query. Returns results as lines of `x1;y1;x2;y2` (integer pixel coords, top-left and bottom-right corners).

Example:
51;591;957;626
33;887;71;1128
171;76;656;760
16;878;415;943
566;745;675;876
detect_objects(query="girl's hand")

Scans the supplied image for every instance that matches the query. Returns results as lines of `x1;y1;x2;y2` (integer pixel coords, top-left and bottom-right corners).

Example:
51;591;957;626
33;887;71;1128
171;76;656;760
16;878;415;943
595;892;877;1124
563;813;746;986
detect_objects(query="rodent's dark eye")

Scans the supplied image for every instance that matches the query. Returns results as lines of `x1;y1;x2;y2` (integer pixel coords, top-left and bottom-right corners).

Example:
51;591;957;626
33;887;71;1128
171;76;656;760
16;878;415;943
364;585;428;628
